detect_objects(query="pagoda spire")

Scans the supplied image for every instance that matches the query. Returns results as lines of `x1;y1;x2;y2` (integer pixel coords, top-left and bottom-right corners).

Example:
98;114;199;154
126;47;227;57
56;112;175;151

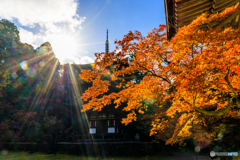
105;29;109;54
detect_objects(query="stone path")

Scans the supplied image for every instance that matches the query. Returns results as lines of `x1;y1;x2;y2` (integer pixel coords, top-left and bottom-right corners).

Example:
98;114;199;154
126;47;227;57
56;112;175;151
156;152;212;160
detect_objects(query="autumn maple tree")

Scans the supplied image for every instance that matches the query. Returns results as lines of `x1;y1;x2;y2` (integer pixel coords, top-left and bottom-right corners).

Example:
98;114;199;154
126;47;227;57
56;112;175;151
79;4;240;147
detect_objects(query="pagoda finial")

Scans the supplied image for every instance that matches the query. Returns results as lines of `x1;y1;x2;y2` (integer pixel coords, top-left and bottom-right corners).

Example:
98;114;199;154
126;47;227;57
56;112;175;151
105;29;109;53
107;29;108;41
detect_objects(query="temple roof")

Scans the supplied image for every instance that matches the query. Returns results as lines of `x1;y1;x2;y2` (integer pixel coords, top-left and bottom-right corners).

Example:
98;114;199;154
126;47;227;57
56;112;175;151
164;0;240;40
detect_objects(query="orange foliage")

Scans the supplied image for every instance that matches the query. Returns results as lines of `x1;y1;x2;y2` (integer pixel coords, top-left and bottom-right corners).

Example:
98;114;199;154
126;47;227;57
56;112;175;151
79;4;240;146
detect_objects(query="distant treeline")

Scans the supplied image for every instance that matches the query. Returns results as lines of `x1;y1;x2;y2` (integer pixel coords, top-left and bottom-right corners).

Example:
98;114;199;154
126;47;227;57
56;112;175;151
0;19;82;145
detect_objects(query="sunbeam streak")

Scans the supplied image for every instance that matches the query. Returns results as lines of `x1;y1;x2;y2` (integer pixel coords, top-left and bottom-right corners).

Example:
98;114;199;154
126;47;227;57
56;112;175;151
19;59;59;137
68;64;106;157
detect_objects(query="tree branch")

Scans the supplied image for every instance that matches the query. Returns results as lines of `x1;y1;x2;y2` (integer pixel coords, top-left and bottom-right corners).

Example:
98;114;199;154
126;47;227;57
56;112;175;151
224;68;240;108
193;95;234;116
135;60;171;84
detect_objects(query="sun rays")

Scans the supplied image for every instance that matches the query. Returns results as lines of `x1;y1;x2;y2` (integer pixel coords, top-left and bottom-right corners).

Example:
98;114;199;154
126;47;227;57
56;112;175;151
49;32;81;64
10;45;59;137
2;20;108;158
12;45;95;151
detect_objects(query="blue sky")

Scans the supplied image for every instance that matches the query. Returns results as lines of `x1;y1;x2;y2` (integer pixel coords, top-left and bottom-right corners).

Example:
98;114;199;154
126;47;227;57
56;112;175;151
0;0;166;64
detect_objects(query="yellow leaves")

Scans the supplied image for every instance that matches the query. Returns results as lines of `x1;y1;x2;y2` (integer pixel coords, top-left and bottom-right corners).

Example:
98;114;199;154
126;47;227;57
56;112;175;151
235;2;239;9
79;3;240;148
116;82;122;89
79;69;99;83
121;111;137;125
169;4;240;119
138;110;144;114
81;78;110;101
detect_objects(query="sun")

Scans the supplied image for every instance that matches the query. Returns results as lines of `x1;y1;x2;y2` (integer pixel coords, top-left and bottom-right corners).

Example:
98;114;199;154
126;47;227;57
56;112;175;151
49;33;80;64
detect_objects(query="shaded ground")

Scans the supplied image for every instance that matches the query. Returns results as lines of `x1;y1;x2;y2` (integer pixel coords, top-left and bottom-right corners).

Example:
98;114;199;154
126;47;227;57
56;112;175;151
0;151;239;160
156;152;212;160
0;151;159;160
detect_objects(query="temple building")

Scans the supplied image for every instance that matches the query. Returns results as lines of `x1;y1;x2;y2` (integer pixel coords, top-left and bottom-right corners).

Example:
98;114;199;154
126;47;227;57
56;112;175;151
85;29;126;141
164;0;240;40
63;30;127;142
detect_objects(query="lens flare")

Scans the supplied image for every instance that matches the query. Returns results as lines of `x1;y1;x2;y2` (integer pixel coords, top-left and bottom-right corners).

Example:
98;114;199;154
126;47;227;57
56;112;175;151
39;61;45;67
26;68;36;77
11;42;17;48
1;149;8;155
11;72;18;79
36;46;48;55
195;146;201;153
20;61;28;70
0;24;4;30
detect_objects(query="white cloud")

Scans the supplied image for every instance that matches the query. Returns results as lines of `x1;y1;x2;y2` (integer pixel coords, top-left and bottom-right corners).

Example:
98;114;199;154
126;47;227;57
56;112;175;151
0;0;87;64
0;0;85;32
62;58;76;64
19;28;43;48
60;56;94;65
79;56;94;64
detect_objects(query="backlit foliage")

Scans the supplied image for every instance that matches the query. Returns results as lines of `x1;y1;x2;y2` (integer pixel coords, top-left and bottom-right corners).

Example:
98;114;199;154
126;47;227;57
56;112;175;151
0;19;74;144
79;4;240;146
